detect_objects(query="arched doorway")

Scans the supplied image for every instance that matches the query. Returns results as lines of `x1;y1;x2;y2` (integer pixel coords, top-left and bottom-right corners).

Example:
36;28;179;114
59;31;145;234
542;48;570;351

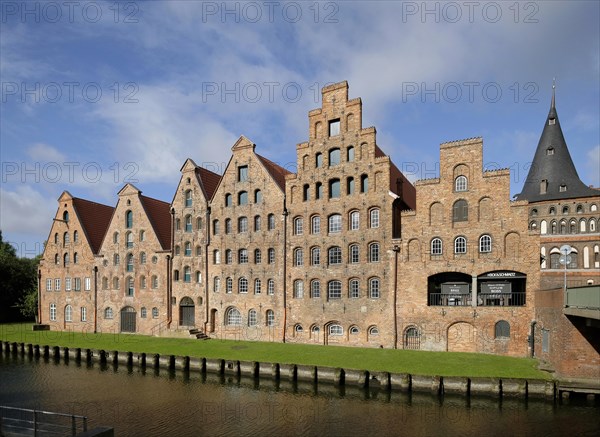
179;297;195;326
447;322;476;352
404;326;421;350
120;306;136;333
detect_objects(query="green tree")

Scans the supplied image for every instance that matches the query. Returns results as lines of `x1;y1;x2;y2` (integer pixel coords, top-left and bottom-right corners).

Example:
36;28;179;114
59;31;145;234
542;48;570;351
0;231;41;322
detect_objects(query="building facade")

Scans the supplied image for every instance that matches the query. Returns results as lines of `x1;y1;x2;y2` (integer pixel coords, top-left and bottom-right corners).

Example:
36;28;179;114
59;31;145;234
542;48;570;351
38;81;599;368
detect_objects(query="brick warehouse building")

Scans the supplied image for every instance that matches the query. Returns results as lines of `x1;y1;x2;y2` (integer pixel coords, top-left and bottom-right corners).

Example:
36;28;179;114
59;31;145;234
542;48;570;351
38;81;599;366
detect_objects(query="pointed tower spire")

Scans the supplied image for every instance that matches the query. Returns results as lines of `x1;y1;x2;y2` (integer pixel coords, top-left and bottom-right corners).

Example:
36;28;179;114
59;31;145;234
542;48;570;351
516;82;597;202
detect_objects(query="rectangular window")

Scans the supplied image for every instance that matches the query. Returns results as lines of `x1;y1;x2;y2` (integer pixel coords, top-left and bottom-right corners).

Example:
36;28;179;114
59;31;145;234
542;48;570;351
329;119;340;136
55;279;61;291
50;304;56;321
81;307;87;322
238;165;248;182
268;249;275;264
46;279;52;291
74;278;81;291
370;209;380;228
84;277;91;291
239;249;248;264
65;278;72;291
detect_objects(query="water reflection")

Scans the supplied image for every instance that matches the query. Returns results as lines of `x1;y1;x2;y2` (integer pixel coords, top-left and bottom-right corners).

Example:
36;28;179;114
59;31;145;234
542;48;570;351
1;351;598;437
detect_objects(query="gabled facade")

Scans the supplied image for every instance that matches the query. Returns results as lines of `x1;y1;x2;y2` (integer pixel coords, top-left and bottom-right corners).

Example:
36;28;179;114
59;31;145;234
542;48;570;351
285;81;415;347
39;191;113;330
398;138;539;356
207;136;290;341
171;159;221;332
96;184;171;334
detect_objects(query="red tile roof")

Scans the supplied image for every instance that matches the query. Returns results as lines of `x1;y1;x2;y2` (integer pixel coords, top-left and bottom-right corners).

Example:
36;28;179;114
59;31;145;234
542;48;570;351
140;195;172;250
256;154;292;191
195;167;221;200
72;198;115;254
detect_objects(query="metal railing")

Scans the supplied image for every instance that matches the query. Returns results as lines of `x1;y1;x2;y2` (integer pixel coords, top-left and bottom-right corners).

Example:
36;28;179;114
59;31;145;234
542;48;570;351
0;406;87;436
428;292;526;307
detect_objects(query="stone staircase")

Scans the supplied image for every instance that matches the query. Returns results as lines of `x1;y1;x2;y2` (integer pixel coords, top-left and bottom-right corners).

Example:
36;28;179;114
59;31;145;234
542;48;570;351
189;328;210;340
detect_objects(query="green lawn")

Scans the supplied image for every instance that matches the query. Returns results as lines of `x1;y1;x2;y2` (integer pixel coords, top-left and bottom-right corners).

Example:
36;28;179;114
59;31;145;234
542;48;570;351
0;323;549;379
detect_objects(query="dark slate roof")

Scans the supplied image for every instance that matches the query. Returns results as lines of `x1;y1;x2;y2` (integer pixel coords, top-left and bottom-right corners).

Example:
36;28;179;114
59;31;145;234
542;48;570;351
195;166;221;200
140;195;172;250
516;88;598;202
72;198;114;254
256;154;292;191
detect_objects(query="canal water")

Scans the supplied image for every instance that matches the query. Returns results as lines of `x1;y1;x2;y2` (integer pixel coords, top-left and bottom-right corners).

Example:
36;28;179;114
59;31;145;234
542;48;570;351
1;352;599;437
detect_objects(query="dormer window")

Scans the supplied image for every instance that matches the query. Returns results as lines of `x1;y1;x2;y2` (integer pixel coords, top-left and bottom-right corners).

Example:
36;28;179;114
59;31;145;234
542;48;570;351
540;179;548;195
559;184;567;192
328;119;340;137
546;147;554;155
549;118;556;125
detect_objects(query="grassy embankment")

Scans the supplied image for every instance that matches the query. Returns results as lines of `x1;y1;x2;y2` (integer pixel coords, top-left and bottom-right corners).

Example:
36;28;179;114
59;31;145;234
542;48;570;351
0;323;550;379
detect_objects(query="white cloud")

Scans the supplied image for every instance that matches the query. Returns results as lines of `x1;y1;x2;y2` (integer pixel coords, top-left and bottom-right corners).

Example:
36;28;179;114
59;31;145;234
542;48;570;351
0;185;56;235
27;143;67;162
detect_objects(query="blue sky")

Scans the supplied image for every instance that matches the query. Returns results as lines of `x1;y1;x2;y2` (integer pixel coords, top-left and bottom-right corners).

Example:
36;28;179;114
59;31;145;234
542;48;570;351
1;1;599;257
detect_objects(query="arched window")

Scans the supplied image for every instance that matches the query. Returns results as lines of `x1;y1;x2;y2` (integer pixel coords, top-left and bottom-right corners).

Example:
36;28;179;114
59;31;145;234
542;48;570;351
347;146;355;162
213;277;221;292
562;205;569;215
184;266;191;283
225;307;242;326
549;206;556;215
268;248;275;264
54;254;59;265
329;179;340;198
316;182;323;199
54;233;58;244
328;246;342;265
453;199;468;222
360;174;369;193
73;252;79;264
225;218;232;234
63;253;70;266
294;217;303;235
65;305;73;322
454;236;467;254
254;215;261;231
570;220;577;234
185;215;192;232
113;253;120;265
254;189;262;203
238;191;248;205
580;219;587;233
113;232;119;244
369;242;380;262
455;175;468;192
495;320;510;338
590;218;597;232
576;204;583;214
254;279;261;294
329;324;343;336
369;277;380;298
139;230;145;241
238;277;248;294
254;249;262;264
184;242;192;256
315;152;323;168
73;230;78;242
349;326;359;335
560;220;567;234
328;280;342;299
238;216;248;233
126;231;133;248
224;249;232;264
104;307;113;319
226;277;233;294
185;190;192;207
311;215;321;234
347;177;355;195
268;214;276;230
294;248;303;266
125;210;133;228
479;235;492;253
213;249;221;264
126;277;134;296
102;277;108;289
349;244;359;263
404;327;420;350
591;204;598;212
267;279;275;295
295;324;304;335
152;307;159;318
151;276;158;289
349;279;359;298
63;232;70;246
431;238;442;255
551;220;557;234
329;148;340;166
175;245;181;256
311;280;321;298
63;211;69;222
368;326;379;336
225;193;232;207
311;247;320;265
248;309;258;326
293;280;304;298
126;253;134;271
266;310;275;326
328;214;342;233
175;218;181;231
196;217;203;230
238;249;248;264
370;209;380;228
174;270;180;281
140;276;146;289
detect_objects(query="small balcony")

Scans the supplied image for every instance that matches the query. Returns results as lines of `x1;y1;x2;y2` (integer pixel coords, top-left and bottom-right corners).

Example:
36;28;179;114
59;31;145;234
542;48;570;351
428;292;526;307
